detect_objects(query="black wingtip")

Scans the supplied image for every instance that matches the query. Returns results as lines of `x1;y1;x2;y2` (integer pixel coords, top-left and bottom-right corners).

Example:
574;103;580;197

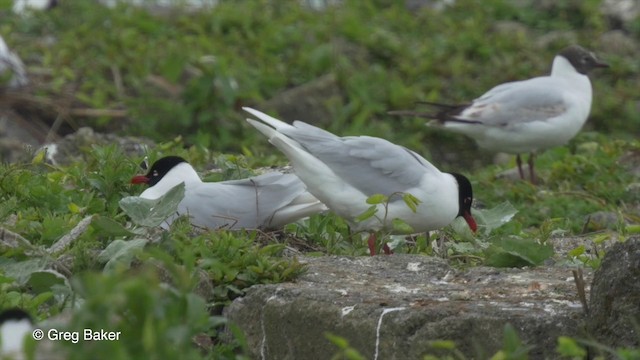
389;101;472;123
387;110;436;119
414;100;465;109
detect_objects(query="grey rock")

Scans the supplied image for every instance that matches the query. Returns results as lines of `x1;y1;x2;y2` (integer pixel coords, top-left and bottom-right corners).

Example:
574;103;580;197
263;73;344;127
495;166;534;182
599;30;640;56
587;237;640;348
405;0;455;12
492;21;530;37
619;148;640;177
0;109;44;163
535;31;579;50
40;127;154;166
225;254;589;359
584;211;626;231
601;0;640;29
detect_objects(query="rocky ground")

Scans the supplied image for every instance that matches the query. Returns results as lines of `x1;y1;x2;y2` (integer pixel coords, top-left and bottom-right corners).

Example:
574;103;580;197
225;239;640;359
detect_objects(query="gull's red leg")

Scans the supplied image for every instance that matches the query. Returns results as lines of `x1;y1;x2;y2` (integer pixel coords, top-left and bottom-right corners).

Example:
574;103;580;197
368;233;376;256
516;154;525;180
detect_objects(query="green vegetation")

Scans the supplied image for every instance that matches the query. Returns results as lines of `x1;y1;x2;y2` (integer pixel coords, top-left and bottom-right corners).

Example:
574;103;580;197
0;0;638;358
327;325;640;360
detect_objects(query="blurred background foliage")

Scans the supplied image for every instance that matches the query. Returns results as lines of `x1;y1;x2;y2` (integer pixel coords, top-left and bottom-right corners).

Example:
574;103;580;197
1;0;637;171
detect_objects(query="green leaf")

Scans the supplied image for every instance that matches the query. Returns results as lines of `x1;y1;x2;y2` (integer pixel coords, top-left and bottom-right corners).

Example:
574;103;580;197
567;245;585;257
98;239;148;272
486;237;554;267
402;193;421;213
366;194;388;205
119;182;185;227
325;332;349;349
473;201;518;235
502;324;522;353
428;340;457;350
31;149;46;165
556;336;587;357
0;258;50;285
355;205;378;222
91;215;135;237
391;218;414;234
27;270;69;294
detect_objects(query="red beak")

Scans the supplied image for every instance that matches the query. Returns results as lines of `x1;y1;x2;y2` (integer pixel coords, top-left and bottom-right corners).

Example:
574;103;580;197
130;175;149;185
463;212;477;233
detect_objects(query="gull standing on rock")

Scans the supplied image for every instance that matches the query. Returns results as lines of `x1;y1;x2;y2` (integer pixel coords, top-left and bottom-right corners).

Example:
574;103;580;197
390;45;608;183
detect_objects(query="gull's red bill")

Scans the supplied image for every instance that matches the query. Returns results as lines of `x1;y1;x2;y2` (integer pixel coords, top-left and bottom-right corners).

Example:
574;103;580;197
130;175;149;185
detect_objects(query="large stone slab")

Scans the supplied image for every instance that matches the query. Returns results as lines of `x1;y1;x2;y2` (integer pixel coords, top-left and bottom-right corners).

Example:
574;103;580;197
588;237;640;349
225;255;589;359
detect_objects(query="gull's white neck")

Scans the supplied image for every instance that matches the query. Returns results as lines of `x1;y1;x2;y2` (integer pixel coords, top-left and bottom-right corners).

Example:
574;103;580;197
1;319;32;356
550;55;592;99
551;56;582;78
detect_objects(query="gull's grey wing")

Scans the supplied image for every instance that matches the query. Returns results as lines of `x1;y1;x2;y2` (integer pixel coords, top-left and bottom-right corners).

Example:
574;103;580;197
180;172;309;229
279;121;442;197
453;77;569;127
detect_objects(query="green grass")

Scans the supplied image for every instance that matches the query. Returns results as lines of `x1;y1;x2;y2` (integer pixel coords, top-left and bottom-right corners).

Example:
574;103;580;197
1;0;637;158
0;0;639;358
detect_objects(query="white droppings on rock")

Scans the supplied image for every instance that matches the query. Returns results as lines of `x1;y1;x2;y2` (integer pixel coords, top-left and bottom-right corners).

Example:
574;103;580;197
450;290;472;300
442;271;455;282
341;305;355;317
406;262;422;272
374;307;405;360
431;280;450;285
384;284;420;294
260;291;281;360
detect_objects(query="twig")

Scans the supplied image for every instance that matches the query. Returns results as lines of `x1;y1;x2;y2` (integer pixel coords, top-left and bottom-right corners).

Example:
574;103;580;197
556;191;608;206
572;268;589;315
111;65;124;98
0;227;73;277
68;108;128;118
45;112;66;144
48;215;94;254
0;227;33;249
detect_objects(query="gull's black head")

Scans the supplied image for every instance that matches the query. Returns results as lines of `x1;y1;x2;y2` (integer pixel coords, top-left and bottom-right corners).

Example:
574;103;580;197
130;156;187;187
450;173;477;233
559;45;609;75
0;309;33;325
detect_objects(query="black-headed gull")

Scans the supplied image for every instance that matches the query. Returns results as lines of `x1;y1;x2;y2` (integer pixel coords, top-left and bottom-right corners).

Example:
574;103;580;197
390;45;608;183
130;156;326;230
244;107;477;255
0;308;33;359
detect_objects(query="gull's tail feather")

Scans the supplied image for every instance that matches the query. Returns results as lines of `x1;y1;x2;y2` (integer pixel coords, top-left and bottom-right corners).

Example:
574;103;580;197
388;101;479;125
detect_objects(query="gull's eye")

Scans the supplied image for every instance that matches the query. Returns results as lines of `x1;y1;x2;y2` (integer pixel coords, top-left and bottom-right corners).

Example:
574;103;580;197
153;170;159;177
